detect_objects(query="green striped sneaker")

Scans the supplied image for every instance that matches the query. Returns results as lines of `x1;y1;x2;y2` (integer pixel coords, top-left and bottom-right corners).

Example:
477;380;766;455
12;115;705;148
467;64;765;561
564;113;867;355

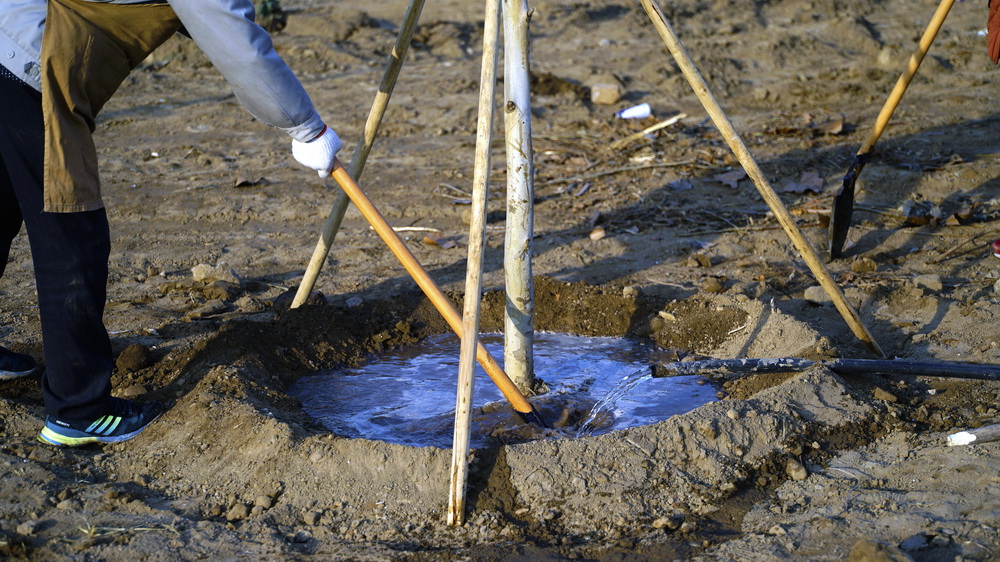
37;399;163;447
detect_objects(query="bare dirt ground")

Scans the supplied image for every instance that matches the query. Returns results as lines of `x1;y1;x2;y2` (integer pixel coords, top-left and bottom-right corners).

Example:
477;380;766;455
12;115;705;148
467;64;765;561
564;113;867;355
2;0;1000;559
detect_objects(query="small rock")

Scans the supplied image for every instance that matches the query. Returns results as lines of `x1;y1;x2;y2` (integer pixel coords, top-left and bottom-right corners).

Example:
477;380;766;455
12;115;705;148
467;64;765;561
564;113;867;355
873;387;898;403
116;343;153;373
804;286;832;305
16;521;38;536
120;384;148;398
251;505;265;516
622;286;639;299
651;517;672;529
726;408;739;420
191;262;242;285
701;277;725;294
27;447;56;462
292;530;311;544
785;458;808;481
254;495;273;509
696;419;718;440
590;82;622;105
226;503;251;521
304;511;322;526
768;524;787;536
876;47;899;69
848;538;913;562
345;296;364;308
687;253;712;268
56;499;81;511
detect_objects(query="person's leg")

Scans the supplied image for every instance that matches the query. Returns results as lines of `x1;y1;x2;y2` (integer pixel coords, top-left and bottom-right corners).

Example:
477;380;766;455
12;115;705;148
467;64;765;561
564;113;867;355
0;150;39;380
0;70;114;419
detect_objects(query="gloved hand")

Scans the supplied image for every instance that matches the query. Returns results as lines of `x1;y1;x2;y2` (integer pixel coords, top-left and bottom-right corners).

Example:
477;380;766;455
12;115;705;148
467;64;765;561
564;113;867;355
990;0;1000;63
292;125;342;178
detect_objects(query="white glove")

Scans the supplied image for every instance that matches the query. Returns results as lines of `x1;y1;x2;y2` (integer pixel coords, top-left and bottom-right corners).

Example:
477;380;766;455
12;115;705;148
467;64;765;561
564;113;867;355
292;125;342;178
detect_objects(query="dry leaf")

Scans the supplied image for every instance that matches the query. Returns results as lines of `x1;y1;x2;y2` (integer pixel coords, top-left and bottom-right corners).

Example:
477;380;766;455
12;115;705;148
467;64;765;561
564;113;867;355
714;169;746;189
782;170;824;194
422;235;457;249
233;176;266;188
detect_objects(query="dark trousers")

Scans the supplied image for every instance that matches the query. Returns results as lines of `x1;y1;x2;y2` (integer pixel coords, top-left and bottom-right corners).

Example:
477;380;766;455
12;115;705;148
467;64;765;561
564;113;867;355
0;70;114;421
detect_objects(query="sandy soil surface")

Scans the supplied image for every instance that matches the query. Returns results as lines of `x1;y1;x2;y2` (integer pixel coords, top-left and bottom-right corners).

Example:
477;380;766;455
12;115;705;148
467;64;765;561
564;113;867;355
2;0;1000;559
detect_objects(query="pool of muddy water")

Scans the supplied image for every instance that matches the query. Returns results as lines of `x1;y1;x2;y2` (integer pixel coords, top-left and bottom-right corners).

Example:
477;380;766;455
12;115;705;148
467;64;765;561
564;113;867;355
290;332;718;448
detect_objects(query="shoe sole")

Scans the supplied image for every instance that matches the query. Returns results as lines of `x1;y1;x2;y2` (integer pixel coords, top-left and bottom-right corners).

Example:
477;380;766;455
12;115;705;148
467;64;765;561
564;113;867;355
36;411;163;447
0;366;38;381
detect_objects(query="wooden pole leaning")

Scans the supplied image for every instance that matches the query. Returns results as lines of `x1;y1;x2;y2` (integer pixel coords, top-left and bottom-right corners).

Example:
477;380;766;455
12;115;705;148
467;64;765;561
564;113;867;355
639;0;884;357
448;0;502;527
292;0;427;309
327;158;547;426
501;0;537;393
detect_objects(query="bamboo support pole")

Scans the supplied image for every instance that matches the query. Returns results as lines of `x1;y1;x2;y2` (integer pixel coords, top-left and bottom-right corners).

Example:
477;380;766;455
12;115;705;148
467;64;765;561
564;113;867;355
640;0;884;357
326;159;546;425
292;0;426;308
448;0;502;527
502;0;537;393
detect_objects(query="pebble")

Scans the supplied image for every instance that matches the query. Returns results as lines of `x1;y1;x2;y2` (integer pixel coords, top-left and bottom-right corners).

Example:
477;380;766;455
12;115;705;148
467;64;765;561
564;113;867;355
191;262;242;285
120;384;148;398
56;499;81;510
873;387;898;403
16;521;38;536
785;458;808;481
803;286;831;305
651;517;672;529
701;277;725;294
304;511;321;526
590;82;622;105
116;343;153;373
254;495;273;509
848;538;911;562
768;524;787;536
226;503;251;521
726;408;739;420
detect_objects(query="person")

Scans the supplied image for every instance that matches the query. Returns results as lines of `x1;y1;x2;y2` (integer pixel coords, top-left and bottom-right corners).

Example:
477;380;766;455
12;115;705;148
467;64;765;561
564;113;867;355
0;0;341;446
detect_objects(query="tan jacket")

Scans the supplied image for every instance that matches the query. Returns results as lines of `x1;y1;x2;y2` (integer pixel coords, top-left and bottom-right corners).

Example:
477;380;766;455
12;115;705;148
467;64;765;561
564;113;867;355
2;0;325;212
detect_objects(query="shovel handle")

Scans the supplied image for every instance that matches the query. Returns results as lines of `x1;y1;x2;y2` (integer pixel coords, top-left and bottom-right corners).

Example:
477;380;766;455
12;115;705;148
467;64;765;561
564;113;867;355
859;0;955;154
328;159;537;415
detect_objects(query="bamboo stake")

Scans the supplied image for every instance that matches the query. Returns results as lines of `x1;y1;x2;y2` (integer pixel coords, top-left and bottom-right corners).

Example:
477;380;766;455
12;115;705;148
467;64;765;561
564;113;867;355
448;0;502;527
292;0;426;308
327;158;546;425
502;0;537;393
640;0;884;357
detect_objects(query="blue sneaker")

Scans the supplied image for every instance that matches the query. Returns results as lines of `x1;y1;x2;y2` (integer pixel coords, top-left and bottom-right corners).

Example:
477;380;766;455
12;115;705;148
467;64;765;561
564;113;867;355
0;346;37;380
37;398;163;447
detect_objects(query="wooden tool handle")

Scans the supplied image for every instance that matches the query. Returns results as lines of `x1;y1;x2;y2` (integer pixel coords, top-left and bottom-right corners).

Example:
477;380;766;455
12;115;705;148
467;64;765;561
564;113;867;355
328;159;535;414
